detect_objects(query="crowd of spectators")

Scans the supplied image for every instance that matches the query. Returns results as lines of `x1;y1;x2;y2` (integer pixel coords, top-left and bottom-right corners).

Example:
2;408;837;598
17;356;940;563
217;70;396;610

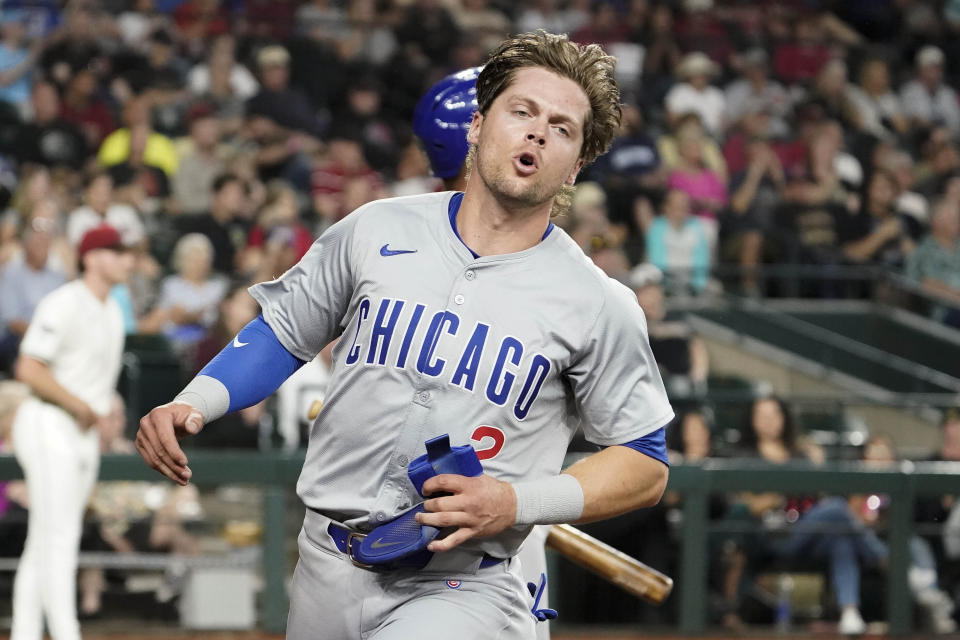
550;263;960;635
0;0;959;375
2;0;960;632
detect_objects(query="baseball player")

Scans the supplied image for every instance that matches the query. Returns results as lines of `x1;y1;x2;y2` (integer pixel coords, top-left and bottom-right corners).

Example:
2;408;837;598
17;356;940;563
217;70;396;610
412;65;556;638
11;224;133;640
137;32;673;640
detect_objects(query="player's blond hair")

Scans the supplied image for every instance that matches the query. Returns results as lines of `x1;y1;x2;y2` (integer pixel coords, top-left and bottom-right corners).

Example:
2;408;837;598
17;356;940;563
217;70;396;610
476;31;622;166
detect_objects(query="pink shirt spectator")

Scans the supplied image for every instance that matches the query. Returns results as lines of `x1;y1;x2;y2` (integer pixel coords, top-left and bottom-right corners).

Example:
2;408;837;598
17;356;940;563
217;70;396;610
667;169;728;219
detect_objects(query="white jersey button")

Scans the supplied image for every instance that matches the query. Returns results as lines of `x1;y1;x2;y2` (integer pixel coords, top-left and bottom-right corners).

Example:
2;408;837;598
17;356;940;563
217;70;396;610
465;270;475;281
375;511;387;522
397;455;409;466
418;390;431;402
454;294;465;305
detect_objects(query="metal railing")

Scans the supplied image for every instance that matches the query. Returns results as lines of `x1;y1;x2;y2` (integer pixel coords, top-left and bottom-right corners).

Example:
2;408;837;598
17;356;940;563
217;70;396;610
3;453;959;635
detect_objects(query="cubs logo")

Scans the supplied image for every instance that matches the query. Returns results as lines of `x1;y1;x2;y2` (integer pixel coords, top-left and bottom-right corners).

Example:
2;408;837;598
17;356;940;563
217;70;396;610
445;579;462;589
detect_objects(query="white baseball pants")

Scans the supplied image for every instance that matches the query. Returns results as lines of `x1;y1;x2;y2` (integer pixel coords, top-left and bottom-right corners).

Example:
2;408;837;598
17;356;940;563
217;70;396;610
11;398;100;640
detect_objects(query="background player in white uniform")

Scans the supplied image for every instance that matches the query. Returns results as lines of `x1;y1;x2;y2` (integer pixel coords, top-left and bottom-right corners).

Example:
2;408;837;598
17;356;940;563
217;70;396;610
137;32;673;639
11;224;132;640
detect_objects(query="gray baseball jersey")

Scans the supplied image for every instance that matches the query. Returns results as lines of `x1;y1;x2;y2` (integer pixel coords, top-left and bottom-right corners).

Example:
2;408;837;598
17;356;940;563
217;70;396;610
249;191;673;557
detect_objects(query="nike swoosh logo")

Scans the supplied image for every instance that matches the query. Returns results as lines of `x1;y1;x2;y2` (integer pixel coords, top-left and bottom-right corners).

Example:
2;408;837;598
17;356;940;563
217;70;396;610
369;538;404;549
233;336;249;348
380;244;417;257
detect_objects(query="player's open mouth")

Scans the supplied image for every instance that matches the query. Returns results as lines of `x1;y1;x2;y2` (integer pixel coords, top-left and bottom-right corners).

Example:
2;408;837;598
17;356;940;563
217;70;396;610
514;153;538;175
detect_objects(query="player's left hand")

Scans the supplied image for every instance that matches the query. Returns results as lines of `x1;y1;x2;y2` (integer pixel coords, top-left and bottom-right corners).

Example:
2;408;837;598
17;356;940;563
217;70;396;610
416;474;517;552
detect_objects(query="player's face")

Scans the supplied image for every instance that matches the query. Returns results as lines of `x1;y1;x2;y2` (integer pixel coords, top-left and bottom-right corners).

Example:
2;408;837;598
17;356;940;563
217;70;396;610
467;67;588;211
90;247;135;285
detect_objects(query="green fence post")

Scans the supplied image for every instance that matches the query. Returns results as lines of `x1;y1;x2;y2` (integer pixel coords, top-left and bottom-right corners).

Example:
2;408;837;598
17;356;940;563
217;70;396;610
679;465;709;635
262;484;288;633
887;468;914;635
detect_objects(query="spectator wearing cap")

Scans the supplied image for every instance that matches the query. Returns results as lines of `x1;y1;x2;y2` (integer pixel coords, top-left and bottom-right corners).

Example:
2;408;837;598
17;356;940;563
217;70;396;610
665;52;726;138
847;58;909;141
97;94;179;178
12;81;89;171
900;46;960;137
0;216;65;373
66;171;146;250
172;103;227;216
246;45;321;137
0;10;37;115
724;48;790;140
245;45;321;190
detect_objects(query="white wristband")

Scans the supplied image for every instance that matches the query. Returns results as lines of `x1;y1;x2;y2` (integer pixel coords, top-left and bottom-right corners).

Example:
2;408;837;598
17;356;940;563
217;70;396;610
174;375;230;424
512;474;584;526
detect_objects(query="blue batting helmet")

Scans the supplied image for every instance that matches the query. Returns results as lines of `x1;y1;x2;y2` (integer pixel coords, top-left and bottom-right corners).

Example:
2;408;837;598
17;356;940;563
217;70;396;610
413;66;482;179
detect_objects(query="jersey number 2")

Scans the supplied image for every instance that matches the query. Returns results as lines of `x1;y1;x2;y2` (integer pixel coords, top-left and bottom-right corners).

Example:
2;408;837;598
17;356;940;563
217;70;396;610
471;426;505;461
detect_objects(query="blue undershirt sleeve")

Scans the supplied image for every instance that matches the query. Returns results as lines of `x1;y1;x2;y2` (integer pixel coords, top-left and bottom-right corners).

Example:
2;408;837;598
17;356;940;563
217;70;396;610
616;427;669;467
185;315;306;417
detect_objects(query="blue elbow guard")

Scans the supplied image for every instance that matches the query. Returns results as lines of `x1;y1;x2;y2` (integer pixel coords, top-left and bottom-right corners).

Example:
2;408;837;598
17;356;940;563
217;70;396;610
618;427;669;466
198;315;306;413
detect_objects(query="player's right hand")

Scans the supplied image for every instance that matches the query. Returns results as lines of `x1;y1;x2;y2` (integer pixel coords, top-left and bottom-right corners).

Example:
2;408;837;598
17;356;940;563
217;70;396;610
68;400;98;430
136;402;204;486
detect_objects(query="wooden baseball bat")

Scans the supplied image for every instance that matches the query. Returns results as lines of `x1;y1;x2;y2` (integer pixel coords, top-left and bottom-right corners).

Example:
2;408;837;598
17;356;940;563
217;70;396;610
546;523;673;605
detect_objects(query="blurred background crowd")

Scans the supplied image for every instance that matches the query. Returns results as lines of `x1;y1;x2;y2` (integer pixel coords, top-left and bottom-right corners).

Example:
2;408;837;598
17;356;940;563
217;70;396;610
1;0;960;635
